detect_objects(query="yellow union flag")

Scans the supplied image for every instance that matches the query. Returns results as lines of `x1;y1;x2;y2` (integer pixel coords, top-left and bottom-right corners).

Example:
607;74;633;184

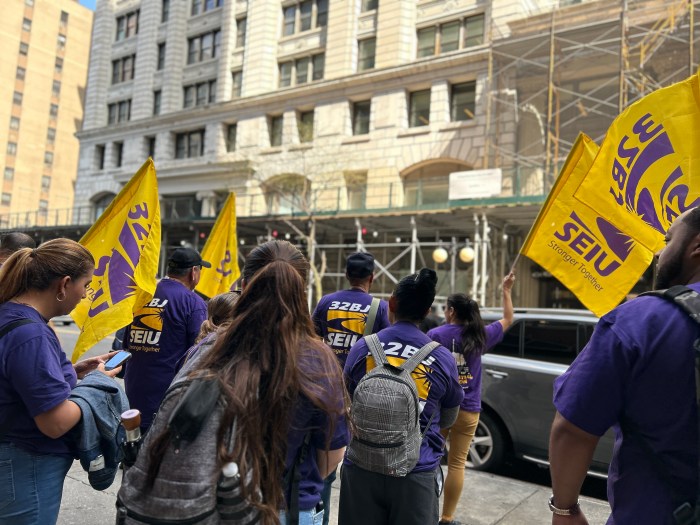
71;159;161;362
521;134;654;317
195;192;240;299
574;71;700;253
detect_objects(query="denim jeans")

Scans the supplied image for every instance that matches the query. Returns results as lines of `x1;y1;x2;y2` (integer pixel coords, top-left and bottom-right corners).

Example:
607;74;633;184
0;442;73;525
279;507;324;525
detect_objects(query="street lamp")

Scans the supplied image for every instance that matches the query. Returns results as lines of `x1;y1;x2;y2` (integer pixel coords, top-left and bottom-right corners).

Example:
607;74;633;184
432;246;449;264
459;240;475;263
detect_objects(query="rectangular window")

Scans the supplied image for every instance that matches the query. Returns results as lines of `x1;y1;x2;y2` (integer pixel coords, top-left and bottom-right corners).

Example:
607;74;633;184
283;6;296;36
10;117;20;130
450;81;476;121
358;38;376;71
116;10;139;41
226;123;237;152
22;18;32;32
13;92;22;106
57;34;66;51
316;0;328;26
153;90;162;115
19;42;29;55
440;21;460;53
191;0;222;16
279;62;292;88
417;27;435;57
361;0;378;11
269;115;284;147
236;17;246;48
39;199;48;210
44;152;53;166
47;128;56;144
157;43;166;70
162;0;170;23
299;1;312;32
25;0;34;6
147;136;156;158
112;55;136;84
3;168;14;181
464;14;484;48
408;89;430;128
296;57;310;85
96;145;105;170
108;100;131;124
297;110;314;143
60;11;69;26
16;67;26;80
114;142;124;167
183;80;216;108
1;193;11;206
312;53;324;80
52;80;61;97
7;143;17;156
231;70;242;98
50;104;58;118
187;30;221;64
175;130;205;158
55;58;63;74
41;176;51;191
352;100;371;135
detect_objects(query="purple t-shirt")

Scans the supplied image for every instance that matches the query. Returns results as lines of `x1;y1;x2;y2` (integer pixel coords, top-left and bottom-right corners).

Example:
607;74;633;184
0;303;77;455
344;321;463;472
125;278;207;430
427;322;504;412
554;285;700;524
312;289;390;368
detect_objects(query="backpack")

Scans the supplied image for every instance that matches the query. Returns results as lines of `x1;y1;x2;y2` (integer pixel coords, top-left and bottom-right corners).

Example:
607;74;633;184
639;285;700;525
116;376;259;525
346;334;439;477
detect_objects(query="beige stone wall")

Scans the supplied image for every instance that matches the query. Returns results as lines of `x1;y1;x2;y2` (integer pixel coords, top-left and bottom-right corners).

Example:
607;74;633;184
0;0;92;223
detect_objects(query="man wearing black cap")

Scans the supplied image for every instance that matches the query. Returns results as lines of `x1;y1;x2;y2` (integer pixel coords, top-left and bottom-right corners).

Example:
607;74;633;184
123;248;209;433
312;251;390;524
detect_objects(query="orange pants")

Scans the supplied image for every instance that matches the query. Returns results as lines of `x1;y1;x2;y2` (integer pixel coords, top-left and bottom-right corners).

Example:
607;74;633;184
440;410;480;522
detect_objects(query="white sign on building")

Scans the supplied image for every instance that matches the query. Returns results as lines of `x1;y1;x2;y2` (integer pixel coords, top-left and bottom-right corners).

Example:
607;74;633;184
448;169;503;200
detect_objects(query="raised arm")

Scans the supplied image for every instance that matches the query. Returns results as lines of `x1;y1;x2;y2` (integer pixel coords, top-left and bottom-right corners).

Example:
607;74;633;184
498;272;515;331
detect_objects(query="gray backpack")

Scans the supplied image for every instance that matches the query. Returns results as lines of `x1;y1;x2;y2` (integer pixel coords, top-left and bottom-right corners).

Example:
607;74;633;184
347;334;439;477
116;377;259;524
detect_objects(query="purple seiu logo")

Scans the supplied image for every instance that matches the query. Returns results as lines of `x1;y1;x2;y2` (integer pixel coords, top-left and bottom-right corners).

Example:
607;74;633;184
87;203;152;318
609;113;700;234
216;250;232;277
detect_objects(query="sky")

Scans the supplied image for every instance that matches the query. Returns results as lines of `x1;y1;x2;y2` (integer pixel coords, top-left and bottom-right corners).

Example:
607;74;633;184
79;0;96;10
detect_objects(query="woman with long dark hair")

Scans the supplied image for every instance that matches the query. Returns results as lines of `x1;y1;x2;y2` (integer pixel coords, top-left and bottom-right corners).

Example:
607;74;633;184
158;240;349;525
0;238;120;524
428;272;515;525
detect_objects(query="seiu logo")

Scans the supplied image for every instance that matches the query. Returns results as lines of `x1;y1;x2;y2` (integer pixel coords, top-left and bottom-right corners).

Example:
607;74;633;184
553;211;631;277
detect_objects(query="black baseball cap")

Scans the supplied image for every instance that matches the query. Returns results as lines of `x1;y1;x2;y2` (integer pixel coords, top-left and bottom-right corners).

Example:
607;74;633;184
346;252;375;279
168;248;211;269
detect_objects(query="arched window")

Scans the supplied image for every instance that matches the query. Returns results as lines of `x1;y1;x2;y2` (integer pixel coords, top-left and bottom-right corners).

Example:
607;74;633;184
264;174;311;215
402;160;471;207
92;193;117;220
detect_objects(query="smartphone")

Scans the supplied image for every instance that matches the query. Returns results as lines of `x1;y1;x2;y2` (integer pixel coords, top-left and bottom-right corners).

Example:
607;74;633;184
104;351;132;371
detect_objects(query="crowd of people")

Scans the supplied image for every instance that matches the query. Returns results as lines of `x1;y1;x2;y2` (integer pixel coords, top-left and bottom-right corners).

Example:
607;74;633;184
1;206;700;525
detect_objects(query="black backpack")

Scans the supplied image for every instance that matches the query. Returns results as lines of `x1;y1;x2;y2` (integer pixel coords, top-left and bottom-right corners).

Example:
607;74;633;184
116;376;259;524
639;285;700;525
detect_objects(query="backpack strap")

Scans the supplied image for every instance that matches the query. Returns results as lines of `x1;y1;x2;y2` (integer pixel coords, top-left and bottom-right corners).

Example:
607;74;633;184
365;334;388;368
0;318;38;442
362;297;381;336
284;431;311;525
399;341;439;373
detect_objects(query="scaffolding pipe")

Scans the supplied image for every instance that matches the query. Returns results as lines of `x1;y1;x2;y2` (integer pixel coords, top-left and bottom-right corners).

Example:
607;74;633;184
472;215;480;300
450;236;457;294
483;20;494;169
480;214;489;306
410;216;417;274
544;10;556;191
619;0;629;113
690;0;695;74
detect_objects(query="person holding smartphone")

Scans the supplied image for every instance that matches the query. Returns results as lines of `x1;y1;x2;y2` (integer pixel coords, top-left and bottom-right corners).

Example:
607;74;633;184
0;238;121;525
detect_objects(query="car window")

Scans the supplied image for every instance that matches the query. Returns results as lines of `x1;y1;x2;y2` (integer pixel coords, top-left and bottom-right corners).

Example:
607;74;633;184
489;320;520;357
522;320;577;365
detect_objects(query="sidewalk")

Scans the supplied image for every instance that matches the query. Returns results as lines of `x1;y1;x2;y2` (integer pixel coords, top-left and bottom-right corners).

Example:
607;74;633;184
58;462;611;524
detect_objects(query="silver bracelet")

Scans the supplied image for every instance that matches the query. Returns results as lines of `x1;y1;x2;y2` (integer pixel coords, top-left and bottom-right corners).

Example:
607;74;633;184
548;495;580;516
